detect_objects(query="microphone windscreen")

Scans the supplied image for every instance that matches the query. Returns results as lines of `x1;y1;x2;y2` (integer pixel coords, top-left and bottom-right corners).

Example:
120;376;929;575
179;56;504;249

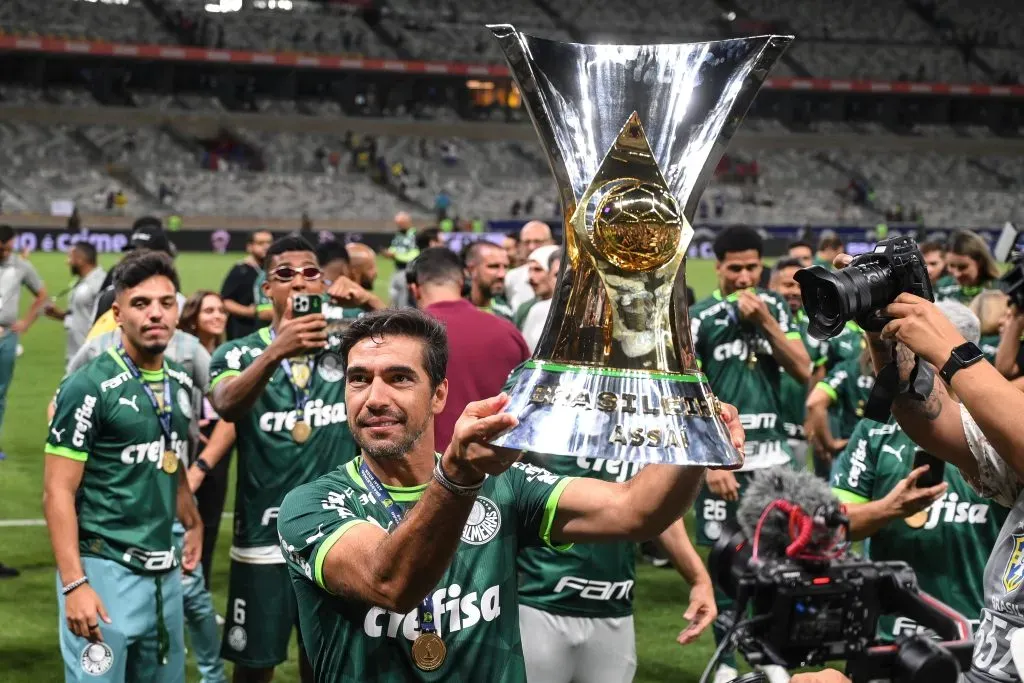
736;466;840;558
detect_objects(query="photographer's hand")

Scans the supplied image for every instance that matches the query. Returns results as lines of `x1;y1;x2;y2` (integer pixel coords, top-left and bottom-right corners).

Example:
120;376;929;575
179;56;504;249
791;670;851;683
881;293;967;368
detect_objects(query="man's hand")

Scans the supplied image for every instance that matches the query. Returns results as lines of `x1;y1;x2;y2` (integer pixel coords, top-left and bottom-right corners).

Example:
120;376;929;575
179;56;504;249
791;670;851;683
442;394;521;484
267;301;328;360
720;402;745;452
880;465;947;519
706;470;739;501
327;276;378;309
64;584;112;642
880;293;968;368
9;319;28;335
181;522;203;573
736;290;771;327
677;581;716;645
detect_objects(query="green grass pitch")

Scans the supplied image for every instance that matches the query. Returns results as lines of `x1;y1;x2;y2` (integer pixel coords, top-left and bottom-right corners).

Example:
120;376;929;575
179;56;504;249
0;251;728;682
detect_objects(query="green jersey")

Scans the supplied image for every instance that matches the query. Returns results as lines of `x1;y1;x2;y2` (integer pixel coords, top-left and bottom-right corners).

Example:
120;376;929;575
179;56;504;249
779;310;828;440
277;457;574;683
824;321;864;370
254;271;271;317
209;327;357;553
517;454;643;618
831;419;1008;638
45;348;194;574
816;357;874;440
934;274;990;305
812;256;834;270
690;288;797;469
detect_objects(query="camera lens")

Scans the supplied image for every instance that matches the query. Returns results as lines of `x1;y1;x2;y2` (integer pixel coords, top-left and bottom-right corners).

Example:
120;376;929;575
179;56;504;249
795;262;896;339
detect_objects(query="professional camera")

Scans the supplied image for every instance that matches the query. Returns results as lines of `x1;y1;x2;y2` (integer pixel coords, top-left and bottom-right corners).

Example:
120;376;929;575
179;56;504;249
795;236;934;340
705;469;973;683
998;255;1024;309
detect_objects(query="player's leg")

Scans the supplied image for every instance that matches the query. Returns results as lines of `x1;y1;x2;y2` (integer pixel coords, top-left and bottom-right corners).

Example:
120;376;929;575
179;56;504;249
517;605;576;683
573;615;637;683
182;562;227;683
0;331;18;450
221;561;294;682
56;557;134;682
131;569;186;683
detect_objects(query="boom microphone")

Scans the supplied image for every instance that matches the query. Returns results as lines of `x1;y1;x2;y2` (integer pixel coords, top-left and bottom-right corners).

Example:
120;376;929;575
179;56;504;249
736;467;848;561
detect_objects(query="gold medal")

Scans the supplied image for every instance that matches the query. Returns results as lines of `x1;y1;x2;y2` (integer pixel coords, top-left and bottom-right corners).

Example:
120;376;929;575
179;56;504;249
291;362;312;390
291;421;312;444
411;632;446;671
904;510;928;529
162;450;179;474
747;353;758;370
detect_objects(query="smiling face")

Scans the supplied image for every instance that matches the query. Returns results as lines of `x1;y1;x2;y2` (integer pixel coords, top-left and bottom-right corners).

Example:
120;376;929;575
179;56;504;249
345;334;447;461
772;265;803;314
946;252;980;287
198;294;227;340
113;275;178;355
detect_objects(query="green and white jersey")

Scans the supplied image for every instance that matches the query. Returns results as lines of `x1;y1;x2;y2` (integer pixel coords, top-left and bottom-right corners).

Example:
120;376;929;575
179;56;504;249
823;321;864;371
45;349;194;574
816;357;875;440
979;333;1000;363
209;327;357;558
934;274;990;305
277;457;574;683
831;419;1008;639
517;454;643;619
253;271;272;317
690;288;797;470
779;310;828;440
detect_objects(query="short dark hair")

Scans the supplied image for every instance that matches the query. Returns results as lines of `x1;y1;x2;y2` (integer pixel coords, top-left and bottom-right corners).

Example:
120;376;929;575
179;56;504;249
772;256;804;274
408;247;464;288
315;240;350;268
113;250;179;295
713;225;763;261
787;240;812;252
339;308;448;389
248;230;272;244
817;233;844;252
548;249;563;271
0;225;14;243
461;240;500;267
919;239;946;255
415;228;442;251
264;234;316;271
72;242;98;265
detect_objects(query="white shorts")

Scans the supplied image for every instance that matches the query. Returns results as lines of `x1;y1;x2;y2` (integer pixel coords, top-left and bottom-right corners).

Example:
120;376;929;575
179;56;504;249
518;604;636;683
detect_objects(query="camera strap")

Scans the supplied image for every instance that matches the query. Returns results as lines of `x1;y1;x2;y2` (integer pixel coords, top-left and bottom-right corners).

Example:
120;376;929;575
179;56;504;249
864;347;934;422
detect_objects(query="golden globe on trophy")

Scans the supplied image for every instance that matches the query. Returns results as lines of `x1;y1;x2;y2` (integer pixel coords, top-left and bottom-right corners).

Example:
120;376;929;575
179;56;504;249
489;26;791;467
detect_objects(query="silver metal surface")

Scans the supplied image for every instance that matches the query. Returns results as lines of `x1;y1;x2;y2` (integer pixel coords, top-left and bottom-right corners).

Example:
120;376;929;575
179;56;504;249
489;27;791;466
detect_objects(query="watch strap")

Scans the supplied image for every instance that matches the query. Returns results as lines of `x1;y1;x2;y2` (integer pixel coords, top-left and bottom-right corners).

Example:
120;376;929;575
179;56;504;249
940;342;983;384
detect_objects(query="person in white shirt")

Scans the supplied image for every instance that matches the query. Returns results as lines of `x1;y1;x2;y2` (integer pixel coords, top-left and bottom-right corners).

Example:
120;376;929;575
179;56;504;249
43;243;106;369
505;221;555;310
514;247;560;352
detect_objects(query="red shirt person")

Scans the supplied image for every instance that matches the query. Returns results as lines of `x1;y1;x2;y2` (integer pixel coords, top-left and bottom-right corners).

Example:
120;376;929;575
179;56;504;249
408;247;530;450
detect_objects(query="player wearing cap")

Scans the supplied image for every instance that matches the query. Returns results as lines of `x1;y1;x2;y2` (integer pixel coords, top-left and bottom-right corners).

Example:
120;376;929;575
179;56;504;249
44;251;202;682
207;235;362;683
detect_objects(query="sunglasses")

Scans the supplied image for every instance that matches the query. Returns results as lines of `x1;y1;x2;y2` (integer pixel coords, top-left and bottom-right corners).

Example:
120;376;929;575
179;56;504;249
270;266;322;282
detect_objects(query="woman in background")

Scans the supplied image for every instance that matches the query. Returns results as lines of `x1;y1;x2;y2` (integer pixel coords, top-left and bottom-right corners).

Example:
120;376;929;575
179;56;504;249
180;290;236;588
936;230;1000;304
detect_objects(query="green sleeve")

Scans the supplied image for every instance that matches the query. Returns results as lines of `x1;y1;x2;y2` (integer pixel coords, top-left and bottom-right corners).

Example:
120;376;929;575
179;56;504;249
689;314;704;365
506;461;576;551
45;371;102;462
208;339;247;389
805;334;827;367
769;294;796;336
277;481;373;590
830;421;877;498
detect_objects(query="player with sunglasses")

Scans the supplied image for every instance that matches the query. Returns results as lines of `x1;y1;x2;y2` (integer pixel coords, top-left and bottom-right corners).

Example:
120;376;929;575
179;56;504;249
205;235;361;683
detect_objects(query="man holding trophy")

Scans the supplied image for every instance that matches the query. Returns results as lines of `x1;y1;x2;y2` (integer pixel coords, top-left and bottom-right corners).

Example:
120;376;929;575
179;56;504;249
276;26;790;682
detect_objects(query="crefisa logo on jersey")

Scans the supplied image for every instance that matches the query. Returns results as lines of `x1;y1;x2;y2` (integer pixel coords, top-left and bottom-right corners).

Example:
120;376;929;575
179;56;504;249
1001;533;1024;593
80;642;114;675
461;497;500;545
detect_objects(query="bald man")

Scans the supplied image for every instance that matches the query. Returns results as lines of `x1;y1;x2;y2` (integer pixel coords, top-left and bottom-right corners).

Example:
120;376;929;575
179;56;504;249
506;221;555;310
345;242;378;291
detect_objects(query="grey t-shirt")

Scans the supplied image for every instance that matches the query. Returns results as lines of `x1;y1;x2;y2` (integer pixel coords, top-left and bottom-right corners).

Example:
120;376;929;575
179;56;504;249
64;267;106;362
65;328;211;461
959;404;1024;682
0;255;43;327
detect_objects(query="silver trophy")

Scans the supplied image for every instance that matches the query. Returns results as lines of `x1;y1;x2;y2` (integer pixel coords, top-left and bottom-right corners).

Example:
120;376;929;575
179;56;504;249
489;26;791;467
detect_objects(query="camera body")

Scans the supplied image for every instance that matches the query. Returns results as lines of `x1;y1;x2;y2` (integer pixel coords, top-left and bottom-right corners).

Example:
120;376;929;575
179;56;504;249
796;237;934;340
998;254;1024;309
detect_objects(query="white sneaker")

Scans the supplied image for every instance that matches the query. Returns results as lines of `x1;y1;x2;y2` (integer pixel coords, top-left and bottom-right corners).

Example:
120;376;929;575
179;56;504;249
757;664;791;683
215;614;225;626
713;664;739;683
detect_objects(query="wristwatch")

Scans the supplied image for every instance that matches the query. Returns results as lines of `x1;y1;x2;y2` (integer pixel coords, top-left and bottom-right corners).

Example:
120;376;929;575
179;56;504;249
194;457;212;474
939;342;984;384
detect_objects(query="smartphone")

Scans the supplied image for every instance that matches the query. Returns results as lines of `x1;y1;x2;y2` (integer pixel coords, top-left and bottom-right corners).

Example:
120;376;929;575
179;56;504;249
292;294;322;317
913;450;945;488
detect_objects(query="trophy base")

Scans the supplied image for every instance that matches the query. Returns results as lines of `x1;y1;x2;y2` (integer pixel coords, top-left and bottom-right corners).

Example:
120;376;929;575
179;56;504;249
493;360;743;468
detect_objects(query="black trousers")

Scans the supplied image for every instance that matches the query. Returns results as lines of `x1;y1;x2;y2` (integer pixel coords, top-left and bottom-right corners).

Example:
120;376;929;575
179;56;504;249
195;445;233;590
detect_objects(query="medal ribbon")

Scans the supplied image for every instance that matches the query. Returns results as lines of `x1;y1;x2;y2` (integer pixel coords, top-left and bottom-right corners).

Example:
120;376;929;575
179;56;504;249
270;328;313;422
358;459;438;636
117;345;174;450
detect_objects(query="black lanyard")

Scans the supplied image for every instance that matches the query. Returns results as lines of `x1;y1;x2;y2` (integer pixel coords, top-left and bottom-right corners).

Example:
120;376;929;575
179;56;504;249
116;345;174;447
